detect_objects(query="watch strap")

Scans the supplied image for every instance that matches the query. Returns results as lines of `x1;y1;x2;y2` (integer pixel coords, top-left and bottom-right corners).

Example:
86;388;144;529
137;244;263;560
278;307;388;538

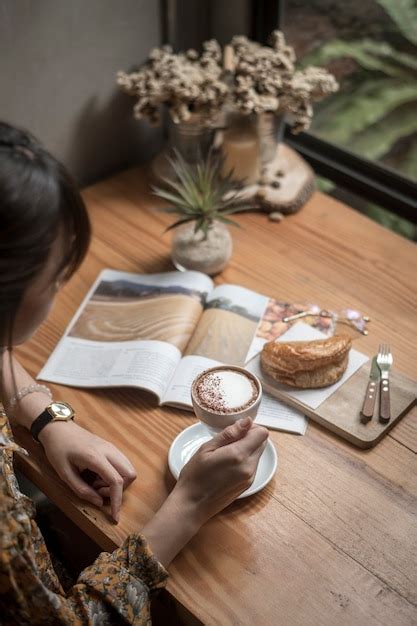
31;409;54;442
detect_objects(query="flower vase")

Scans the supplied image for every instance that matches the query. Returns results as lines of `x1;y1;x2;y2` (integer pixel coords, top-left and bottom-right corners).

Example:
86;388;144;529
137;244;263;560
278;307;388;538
171;221;232;276
257;112;285;169
151;114;215;185
221;112;285;184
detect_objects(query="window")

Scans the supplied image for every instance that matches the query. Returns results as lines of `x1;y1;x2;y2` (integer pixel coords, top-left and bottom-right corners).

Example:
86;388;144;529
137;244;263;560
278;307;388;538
284;0;417;183
252;0;416;229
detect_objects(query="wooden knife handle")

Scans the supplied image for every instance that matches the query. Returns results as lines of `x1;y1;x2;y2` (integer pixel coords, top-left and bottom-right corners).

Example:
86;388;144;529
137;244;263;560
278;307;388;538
379;378;391;424
361;379;377;423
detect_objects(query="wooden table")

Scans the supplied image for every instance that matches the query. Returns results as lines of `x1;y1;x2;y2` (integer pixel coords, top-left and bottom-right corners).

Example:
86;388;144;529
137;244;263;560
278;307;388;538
15;164;417;625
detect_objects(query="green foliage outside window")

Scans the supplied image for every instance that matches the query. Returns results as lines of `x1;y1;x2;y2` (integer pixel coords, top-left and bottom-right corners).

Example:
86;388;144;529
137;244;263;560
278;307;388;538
298;0;417;239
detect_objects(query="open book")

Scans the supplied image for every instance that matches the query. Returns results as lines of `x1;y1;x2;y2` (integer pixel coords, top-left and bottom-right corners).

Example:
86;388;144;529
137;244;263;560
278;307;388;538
38;269;308;434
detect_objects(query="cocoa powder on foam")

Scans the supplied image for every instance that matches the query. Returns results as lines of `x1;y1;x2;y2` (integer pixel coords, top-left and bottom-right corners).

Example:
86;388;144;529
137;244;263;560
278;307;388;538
195;370;258;414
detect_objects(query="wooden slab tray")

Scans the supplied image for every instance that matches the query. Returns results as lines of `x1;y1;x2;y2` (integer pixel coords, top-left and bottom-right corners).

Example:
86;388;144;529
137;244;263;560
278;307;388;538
263;363;417;448
236;144;316;214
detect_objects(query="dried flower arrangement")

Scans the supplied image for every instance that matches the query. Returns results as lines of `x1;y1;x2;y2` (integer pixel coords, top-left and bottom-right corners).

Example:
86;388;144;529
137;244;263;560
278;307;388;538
117;31;338;133
229;31;339;132
117;40;228;125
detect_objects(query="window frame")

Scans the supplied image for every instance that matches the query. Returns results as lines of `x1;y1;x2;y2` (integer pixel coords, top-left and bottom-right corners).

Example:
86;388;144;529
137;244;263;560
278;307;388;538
251;0;417;223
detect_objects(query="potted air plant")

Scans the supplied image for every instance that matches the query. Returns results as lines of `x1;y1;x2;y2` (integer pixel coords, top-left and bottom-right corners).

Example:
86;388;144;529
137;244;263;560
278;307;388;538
152;151;252;275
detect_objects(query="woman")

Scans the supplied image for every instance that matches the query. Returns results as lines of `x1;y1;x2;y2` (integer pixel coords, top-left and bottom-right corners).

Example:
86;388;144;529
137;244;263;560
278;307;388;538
0;121;268;624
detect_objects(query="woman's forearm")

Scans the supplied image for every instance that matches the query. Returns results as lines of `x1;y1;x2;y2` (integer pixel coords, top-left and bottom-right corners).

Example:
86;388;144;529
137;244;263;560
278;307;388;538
1;350;52;429
141;487;204;568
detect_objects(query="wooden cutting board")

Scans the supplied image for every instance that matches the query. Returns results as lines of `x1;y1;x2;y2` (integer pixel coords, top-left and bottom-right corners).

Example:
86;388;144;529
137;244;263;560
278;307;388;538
263;363;417;448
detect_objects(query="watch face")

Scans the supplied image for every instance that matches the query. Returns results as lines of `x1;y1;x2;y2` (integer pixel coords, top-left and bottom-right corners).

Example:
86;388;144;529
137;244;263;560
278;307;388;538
50;402;74;419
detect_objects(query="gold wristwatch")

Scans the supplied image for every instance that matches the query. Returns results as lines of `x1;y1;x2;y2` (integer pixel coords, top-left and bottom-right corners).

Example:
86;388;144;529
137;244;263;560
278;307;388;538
30;401;75;442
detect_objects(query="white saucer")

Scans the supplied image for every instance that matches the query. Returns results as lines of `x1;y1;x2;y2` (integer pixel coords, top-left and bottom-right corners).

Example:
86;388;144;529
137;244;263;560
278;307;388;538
168;422;278;498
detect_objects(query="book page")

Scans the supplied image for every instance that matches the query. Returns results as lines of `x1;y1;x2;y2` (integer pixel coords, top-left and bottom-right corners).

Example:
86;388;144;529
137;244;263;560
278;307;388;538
184;284;334;366
161;355;221;408
184;284;269;366
255;393;307;435
38;338;182;402
38;268;213;398
161;354;308;434
65;269;213;352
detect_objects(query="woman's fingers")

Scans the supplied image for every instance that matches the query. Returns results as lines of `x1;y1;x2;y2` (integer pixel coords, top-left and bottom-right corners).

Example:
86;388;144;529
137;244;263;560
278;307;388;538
105;448;137;487
255;438;268;459
87;450;137;514
234;424;269;457
80;455;125;523
92;477;107;489
206;417;253;451
247;439;268;479
60;464;103;508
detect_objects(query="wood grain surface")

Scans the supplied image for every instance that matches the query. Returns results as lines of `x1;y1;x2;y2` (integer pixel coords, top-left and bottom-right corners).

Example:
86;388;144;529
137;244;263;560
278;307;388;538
14;162;417;625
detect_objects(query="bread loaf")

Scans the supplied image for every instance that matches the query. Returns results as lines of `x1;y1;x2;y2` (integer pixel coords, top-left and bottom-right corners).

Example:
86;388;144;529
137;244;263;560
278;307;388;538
260;334;352;388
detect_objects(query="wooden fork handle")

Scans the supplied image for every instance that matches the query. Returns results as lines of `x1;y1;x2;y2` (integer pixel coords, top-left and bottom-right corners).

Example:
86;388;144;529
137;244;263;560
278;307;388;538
379;378;391;424
361;380;377;423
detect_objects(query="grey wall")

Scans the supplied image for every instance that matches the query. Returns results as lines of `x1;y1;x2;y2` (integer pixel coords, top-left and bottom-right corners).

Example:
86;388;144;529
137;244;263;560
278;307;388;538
166;0;250;51
0;0;163;185
210;0;250;45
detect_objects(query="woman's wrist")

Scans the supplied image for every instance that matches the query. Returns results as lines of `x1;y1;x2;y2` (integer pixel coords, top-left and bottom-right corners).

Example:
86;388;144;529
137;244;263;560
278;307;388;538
1;352;53;430
142;486;205;568
9;393;53;430
37;418;77;446
166;484;208;532
6;383;52;414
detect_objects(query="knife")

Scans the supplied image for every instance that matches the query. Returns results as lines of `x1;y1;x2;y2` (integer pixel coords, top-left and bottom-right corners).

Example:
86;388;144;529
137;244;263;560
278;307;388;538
360;356;380;423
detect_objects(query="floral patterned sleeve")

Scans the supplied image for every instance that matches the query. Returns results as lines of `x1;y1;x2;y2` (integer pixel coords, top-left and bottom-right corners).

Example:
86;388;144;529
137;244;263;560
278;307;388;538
67;533;168;624
0;408;168;625
0;489;168;625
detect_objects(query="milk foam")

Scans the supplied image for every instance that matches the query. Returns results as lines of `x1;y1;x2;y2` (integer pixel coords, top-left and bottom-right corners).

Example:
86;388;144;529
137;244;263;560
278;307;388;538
197;369;257;412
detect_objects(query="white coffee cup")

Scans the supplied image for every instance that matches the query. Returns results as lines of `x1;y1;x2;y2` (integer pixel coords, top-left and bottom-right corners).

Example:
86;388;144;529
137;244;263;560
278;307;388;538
191;365;262;435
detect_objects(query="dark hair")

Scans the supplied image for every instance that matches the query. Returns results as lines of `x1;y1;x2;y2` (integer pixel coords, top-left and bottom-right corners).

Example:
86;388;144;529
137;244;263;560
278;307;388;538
0;121;91;347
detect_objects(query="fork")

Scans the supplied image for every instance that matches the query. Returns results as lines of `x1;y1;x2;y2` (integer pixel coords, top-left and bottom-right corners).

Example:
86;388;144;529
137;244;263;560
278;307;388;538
376;344;393;424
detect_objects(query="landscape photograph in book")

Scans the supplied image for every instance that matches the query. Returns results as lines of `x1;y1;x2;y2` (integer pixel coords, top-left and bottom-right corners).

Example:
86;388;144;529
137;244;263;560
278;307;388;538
185;286;268;366
68;277;207;351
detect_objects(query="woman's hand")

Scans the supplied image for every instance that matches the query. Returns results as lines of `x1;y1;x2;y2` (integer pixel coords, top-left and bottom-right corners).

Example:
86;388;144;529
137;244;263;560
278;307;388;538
142;417;269;567
38;421;137;522
1;354;136;521
175;416;269;524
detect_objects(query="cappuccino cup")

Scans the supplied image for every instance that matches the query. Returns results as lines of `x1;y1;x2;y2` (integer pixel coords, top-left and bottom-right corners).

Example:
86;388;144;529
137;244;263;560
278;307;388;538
191;365;262;434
